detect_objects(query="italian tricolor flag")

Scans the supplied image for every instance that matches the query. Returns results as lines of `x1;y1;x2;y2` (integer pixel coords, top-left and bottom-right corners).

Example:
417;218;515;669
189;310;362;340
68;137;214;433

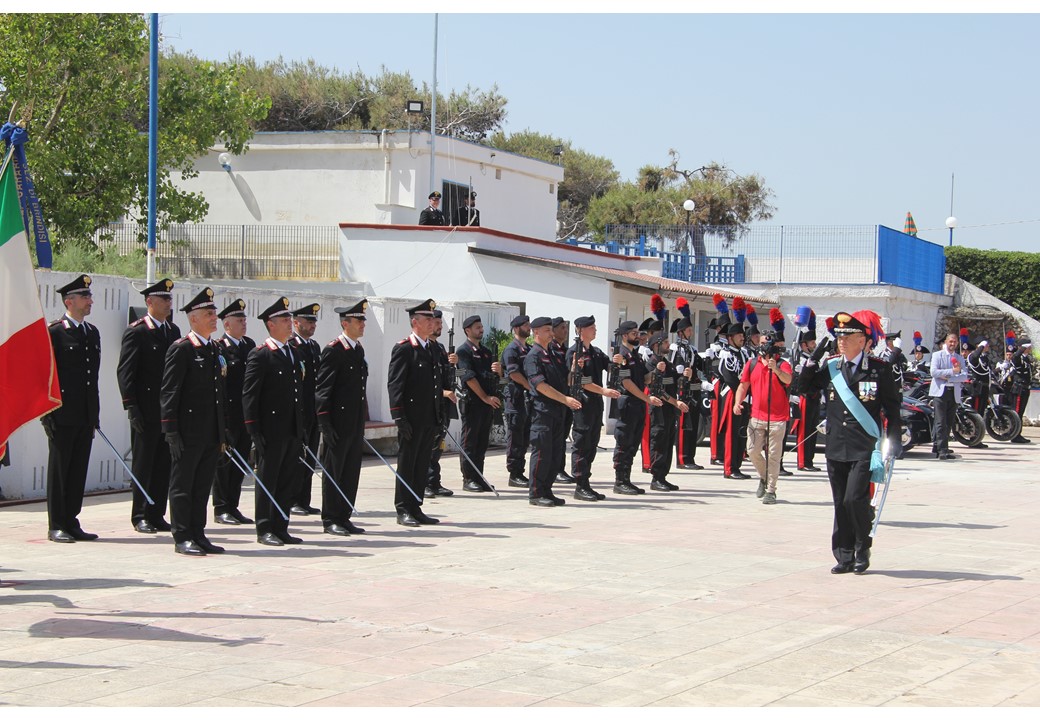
0;156;61;461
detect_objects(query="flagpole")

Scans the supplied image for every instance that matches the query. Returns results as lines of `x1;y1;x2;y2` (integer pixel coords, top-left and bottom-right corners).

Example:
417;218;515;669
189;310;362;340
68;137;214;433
146;12;159;284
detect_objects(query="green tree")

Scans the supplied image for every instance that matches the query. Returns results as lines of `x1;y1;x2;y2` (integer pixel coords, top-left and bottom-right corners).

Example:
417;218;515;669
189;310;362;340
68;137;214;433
0;13;269;248
490;130;619;239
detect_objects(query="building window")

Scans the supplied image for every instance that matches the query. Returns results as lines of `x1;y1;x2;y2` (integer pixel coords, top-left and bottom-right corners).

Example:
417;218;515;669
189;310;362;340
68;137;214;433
549;183;555;195
495;168;502;180
441;181;470;226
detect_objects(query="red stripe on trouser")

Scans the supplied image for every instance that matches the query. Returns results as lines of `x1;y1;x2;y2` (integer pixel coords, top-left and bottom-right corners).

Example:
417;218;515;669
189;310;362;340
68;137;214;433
722;400;736;475
677;411;685;461
641;388;651;470
798;396;809;468
710;385;720;461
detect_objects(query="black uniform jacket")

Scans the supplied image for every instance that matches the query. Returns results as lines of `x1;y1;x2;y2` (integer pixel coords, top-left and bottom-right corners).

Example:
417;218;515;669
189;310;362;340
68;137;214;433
418;207;446;226
800;354;902;462
218;334;256;431
456;339;497;398
316;335;368;435
48;316;101;427
117;315;181;419
387;334;443;426
288;332;321;427
501;338;531;410
160;332;227;444
243;338;305;439
524;343;568;416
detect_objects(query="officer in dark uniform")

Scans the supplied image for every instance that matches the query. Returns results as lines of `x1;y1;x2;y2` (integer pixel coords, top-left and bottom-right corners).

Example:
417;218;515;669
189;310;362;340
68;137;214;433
243;297;306;546
454;315;501;492
424;309;460;497
790;326;824;472
161;288;227;556
501;315;533;487
42;275;101;543
966;338;993;419
213;298;256;525
646;332;690;491
719;322;750;479
670;315;704;470
455;191;480;227
613;321;663;494
117;277;180;534
566;316;621;501
1009;337;1034;442
387;298;443;526
880;331;907;386
799;310;902;574
316;299;369;536
524;317;583;506
288;303;322;516
418;191;446;226
550;317;577;485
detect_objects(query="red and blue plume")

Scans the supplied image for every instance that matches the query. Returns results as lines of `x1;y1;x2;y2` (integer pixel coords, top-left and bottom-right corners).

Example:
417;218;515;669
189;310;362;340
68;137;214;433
732;297;747;323
676;296;691;320
769;307;785;335
1006;330;1017;348
807;311;816;333
913;331;923;348
650;293;667;322
825;316;835;334
713;293;728;315
745;304;758;327
851;310;884;346
959;327;969;346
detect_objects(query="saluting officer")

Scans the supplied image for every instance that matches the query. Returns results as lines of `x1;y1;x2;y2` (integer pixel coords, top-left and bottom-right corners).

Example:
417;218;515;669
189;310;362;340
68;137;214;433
213;299;256;525
613;320;663;495
288;303;322;516
418;191;446;226
455;315;502;493
502;315;533;487
161;288;227;556
243;297;306;546
798;310;902;574
524;317;583;506
42;275;101;543
387;298;444;527
566;316;620;501
1009;337;1034;442
117;278;180;534
316;299;369;536
966;337;993;420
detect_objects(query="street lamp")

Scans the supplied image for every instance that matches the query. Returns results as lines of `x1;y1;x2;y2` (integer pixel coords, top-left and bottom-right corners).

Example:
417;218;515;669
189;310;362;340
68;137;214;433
683;199;697;281
945;216;958;247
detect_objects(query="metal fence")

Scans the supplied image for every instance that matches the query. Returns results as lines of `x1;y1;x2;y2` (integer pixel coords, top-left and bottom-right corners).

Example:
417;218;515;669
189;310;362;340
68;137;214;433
96;224;341;281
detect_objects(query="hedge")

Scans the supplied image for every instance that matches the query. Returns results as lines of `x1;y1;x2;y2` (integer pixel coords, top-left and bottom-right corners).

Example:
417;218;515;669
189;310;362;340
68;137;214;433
945;246;1040;321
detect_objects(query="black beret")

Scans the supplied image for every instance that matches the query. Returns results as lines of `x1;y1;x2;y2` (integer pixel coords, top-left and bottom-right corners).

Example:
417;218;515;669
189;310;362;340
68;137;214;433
648;331;667;347
530;316;552;329
462;315;481;329
510;315;530;328
551;317;566;328
432;309;443;319
618;320;638;334
574;316;595;329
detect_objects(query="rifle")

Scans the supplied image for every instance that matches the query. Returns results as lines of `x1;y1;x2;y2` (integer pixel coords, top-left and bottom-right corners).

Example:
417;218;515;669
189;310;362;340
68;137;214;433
607;329;623;390
675;341;691;404
447;318;457;390
649;351;666;400
568;329;585;400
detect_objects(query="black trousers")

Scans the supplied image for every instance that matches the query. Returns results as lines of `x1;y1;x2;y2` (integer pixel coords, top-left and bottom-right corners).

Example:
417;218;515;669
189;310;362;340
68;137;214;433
459;398;493;483
426;418;450;489
796;394;821;468
932;387;956;453
649;404;678;480
396;423;437;515
293;422;320;507
827;458;874;564
612;396;646;482
675;393;700;465
320;423;363;527
529;407;563;499
255;436;302;537
213;427;251;515
970;383;990;416
130;423;171;526
571;399;603;486
46;424;94;532
504;399;531;476
169;441;219;544
557;409;573;473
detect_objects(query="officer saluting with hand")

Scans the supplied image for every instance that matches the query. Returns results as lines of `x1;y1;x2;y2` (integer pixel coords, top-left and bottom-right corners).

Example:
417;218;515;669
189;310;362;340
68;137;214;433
42;275;101;543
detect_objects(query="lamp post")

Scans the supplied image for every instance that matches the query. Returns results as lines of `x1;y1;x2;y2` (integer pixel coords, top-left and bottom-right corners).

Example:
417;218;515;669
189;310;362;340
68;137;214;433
945;215;957;247
683;199;697;281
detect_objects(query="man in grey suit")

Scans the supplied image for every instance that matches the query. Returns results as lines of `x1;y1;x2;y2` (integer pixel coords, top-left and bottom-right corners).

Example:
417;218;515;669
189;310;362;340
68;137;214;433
928;333;967;460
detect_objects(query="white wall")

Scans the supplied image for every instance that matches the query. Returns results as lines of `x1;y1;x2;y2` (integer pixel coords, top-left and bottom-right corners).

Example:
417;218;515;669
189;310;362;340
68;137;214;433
175;131;564;241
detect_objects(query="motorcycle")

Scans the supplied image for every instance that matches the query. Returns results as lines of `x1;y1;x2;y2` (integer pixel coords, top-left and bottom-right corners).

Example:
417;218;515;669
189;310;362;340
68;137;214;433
902;370;986;449
960;374;1023;442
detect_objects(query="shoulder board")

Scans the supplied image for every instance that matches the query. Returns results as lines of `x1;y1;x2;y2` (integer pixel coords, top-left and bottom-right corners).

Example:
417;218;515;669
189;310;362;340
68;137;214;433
328;338;340;347
49;318;65;327
130;318;146;328
397;338;409;345
264;338;280;351
220;337;231;347
173;336;190;346
409;336;419;347
188;334;203;348
143;316;157;330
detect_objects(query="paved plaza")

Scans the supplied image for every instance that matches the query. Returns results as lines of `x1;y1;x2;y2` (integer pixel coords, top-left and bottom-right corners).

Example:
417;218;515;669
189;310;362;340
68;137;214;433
2;429;1039;707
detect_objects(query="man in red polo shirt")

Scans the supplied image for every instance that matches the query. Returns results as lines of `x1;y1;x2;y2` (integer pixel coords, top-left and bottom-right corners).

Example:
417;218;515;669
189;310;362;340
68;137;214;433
733;330;793;504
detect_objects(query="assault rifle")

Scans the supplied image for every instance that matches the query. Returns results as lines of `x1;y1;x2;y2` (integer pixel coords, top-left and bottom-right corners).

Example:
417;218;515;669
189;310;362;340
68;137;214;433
607;329;624;390
568;329;585;400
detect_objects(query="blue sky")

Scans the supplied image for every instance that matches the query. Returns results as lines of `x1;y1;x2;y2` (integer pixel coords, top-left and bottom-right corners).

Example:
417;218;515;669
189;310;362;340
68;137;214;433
162;12;1039;252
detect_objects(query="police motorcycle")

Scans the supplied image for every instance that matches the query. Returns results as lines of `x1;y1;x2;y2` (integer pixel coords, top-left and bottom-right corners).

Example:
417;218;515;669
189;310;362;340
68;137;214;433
902;370;986;448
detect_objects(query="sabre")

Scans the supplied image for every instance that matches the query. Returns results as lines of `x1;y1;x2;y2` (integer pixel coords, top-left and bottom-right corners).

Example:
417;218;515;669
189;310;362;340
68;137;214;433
95;427;154;505
780;420;825;463
443;430;499;497
362;437;423;503
226;446;288;521
869;439;897;538
300;444;359;514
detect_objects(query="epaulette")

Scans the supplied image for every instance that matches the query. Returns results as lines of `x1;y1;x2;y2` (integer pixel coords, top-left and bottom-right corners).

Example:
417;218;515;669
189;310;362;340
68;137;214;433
130;317;146;328
49;318;63;327
397;338;409;345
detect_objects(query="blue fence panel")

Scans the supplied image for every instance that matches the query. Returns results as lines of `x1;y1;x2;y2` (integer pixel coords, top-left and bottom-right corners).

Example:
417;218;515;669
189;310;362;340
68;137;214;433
877;225;945;294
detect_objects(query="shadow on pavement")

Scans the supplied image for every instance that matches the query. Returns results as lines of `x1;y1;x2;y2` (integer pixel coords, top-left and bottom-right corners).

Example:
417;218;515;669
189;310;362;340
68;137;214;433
2;578;170;591
0;593;76;608
28;618;266;646
883;521;1005;530
0;659;124;670
60;609;330;623
869;569;1022;582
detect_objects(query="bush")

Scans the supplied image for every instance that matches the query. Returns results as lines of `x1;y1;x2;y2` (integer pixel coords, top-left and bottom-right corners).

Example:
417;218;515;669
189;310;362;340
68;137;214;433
946;246;1040;320
47;239;146;277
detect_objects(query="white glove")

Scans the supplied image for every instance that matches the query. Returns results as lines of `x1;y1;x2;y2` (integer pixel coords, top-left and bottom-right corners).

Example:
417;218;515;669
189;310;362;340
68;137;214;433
700;380;714;392
893;337;903;349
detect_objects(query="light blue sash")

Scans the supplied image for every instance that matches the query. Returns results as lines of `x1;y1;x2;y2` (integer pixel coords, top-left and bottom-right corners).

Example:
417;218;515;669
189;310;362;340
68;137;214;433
827;358;885;481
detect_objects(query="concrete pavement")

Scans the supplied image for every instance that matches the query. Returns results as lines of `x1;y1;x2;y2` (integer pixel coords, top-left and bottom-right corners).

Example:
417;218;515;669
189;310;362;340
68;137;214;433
2;429;1039;707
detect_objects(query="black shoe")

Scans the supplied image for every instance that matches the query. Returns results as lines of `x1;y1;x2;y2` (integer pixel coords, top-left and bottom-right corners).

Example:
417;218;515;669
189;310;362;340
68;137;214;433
974;442;989;449
556;472;576;484
257;533;284;546
423;486;436;498
231;510;254;525
48;529;76;543
343;520;366;535
613;481;643;496
938;451;958;460
463;480;490;493
798;465;821;472
175;540;206;556
276;532;303;544
778;467;793;477
710;458;723;466
290;504;311;516
756;479;767;498
195;537;225;554
853;549;870;574
650;479;673;492
594;490;607;500
413;510;440;525
677;463;704;470
830;562;854;574
214;512;241;526
508;475;529;488
324;524;350;536
725;472;752;480
573;486;599;502
134;519;157;534
397;512;420;527
1011;436;1030;444
529;496;556;507
69;528;99;541
546;493;566;506
151;518;172;532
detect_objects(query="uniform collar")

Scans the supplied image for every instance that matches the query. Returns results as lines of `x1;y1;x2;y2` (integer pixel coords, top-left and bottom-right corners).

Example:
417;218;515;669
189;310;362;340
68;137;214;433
410;332;428;349
63;313;82;328
340;333;359;349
